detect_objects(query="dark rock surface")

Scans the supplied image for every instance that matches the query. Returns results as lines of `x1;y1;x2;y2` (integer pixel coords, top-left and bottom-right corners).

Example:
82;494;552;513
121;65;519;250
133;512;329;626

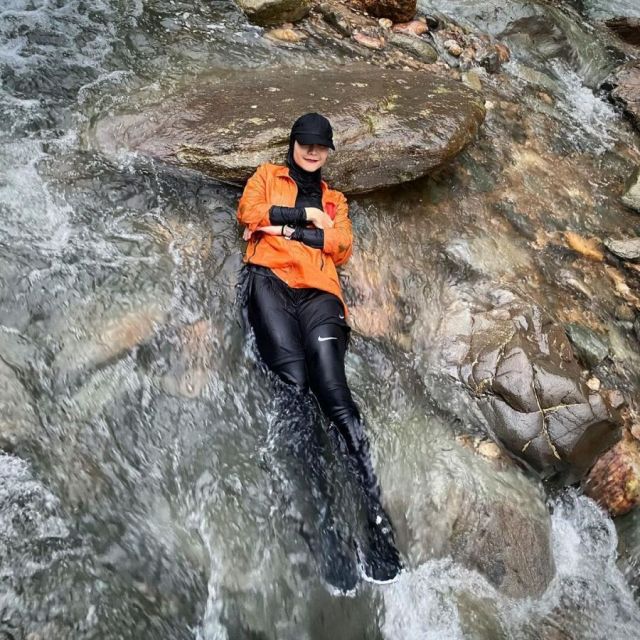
88;65;485;194
349;0;416;23
605;17;640;46
235;0;311;26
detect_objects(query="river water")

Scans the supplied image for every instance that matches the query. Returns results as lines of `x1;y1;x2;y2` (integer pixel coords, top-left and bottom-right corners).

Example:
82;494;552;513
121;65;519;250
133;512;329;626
1;1;640;638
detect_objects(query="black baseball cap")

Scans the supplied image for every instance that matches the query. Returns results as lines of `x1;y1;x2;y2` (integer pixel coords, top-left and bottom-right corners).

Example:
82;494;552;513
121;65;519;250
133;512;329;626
290;112;335;150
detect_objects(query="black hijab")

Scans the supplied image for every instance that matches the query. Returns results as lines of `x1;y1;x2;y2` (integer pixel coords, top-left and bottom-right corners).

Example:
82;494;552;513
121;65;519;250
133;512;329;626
285;113;335;208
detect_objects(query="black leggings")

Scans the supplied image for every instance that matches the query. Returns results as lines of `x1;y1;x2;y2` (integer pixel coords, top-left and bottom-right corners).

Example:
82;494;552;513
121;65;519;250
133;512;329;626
245;266;381;504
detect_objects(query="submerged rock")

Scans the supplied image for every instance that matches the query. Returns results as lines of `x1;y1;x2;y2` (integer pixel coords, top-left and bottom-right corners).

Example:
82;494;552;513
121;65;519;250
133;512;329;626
381;421;555;599
89;65;485;194
236;0;311;26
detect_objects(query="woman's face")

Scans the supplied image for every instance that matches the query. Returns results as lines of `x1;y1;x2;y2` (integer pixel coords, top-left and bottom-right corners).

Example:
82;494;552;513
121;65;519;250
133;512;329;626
293;140;330;171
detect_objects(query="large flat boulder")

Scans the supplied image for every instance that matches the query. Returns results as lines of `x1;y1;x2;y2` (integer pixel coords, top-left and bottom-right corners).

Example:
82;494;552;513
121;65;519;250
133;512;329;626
88;65;485;194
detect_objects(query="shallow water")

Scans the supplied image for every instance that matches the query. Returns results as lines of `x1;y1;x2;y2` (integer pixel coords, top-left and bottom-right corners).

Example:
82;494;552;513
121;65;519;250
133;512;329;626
1;0;640;638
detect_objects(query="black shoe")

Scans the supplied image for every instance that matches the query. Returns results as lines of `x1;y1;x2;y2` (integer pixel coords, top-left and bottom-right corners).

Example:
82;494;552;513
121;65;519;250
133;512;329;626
301;521;360;595
357;508;403;584
320;527;360;595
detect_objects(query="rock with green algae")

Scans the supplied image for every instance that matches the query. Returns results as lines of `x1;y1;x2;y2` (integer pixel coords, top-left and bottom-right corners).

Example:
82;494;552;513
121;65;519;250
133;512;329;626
88;64;485;194
235;0;311;27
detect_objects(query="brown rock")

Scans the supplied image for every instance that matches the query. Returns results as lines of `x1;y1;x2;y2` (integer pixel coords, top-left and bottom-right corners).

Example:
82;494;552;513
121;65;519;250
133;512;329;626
392;20;428;36
89;64;485;194
609;62;640;131
444;39;463;57
235;0;311;26
583;433;640;516
605;17;640;46
352;30;385;49
349;0;416;23
264;27;307;43
564;231;605;261
494;42;511;63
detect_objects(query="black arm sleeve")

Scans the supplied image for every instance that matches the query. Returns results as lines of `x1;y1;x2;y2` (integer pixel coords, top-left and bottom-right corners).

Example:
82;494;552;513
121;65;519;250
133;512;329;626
291;227;324;249
269;205;306;225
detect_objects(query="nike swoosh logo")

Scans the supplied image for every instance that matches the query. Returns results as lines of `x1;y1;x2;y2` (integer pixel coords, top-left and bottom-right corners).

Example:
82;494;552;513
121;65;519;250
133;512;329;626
338;314;345;319
318;336;338;342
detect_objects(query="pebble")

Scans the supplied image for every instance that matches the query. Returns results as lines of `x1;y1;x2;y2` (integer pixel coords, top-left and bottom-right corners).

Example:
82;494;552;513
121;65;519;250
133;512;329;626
443;39;463;56
353;31;385;49
586;377;601;391
392;20;429;36
378;18;393;29
264;27;307;43
604;237;640;261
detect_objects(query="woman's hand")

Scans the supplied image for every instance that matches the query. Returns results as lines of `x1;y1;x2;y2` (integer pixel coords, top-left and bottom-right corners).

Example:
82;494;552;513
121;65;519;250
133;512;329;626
243;225;294;240
305;207;335;230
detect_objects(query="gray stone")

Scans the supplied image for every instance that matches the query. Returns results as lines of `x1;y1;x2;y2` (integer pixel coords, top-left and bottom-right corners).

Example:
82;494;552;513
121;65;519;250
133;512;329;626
623;169;640;212
565;323;609;368
388;31;438;62
604;237;640;261
235;0;311;26
88;64;485;194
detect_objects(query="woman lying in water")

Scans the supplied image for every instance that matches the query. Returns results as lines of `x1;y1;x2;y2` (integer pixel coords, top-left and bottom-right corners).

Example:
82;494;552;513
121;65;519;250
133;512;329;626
237;112;401;591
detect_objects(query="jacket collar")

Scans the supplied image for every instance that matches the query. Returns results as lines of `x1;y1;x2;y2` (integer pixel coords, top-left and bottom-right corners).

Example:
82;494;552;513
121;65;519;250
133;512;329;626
275;164;329;192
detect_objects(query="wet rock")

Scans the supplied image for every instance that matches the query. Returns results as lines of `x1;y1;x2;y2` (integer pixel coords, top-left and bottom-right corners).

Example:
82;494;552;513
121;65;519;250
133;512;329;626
392;20;428;36
388;31;437;62
616;507;640;600
604;237;640;261
563;231;604;261
0;359;37;452
605;265;640;308
443;39;463;57
583;432;640;516
565;323;609;368
264;27;307;43
445;304;619;479
349;0;416;24
352;30;385;49
235;0;311;27
605;17;640;47
90;65;485;194
623;169;640;212
609;62;640;131
317;2;353;36
382;425;555;598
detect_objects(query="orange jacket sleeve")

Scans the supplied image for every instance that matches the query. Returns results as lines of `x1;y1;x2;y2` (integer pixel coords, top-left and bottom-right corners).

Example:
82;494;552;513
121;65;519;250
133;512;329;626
323;191;352;266
237;164;272;232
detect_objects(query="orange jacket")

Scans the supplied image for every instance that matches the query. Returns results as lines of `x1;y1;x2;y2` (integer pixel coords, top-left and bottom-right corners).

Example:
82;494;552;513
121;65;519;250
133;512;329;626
237;163;353;314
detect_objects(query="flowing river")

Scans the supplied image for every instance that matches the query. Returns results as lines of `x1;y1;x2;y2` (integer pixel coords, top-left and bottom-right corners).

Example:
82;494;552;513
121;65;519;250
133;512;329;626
1;0;640;638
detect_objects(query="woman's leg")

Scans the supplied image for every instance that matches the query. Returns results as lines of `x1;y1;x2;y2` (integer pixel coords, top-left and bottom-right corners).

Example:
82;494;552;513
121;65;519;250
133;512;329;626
247;271;308;388
303;321;381;503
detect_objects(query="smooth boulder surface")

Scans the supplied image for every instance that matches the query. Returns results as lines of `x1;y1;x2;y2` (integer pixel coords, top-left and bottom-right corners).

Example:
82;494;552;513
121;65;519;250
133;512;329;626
443;303;620;480
235;0;311;26
604;237;640;261
89;65;486;194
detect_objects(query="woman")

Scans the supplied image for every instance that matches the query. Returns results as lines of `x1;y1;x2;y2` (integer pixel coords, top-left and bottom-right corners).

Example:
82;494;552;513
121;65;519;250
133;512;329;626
237;113;401;588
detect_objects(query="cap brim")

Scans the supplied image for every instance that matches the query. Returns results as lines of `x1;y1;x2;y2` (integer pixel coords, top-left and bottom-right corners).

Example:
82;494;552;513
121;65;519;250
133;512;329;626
295;134;335;150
